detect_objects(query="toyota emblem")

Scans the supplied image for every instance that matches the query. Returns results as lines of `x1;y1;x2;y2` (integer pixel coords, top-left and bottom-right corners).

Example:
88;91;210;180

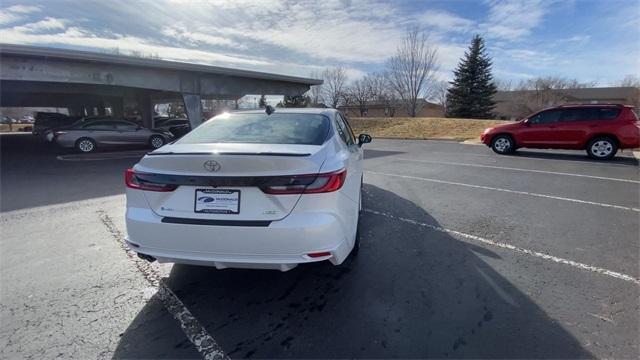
203;160;221;172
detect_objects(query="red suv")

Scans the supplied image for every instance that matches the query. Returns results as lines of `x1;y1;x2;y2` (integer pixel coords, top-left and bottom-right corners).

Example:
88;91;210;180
481;105;640;159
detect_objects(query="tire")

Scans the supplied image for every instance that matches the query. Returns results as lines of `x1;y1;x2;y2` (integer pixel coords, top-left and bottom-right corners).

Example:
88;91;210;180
75;138;96;153
491;134;515;154
586;136;618;160
149;135;165;149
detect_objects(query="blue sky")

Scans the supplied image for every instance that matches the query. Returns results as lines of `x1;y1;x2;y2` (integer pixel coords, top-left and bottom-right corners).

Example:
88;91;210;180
1;0;638;86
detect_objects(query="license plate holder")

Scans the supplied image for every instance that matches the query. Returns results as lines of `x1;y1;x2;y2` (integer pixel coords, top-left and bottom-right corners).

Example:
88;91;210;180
194;189;240;214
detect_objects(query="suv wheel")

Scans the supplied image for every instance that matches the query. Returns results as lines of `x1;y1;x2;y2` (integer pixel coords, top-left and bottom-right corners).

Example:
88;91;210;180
75;138;96;153
491;135;515;154
587;137;617;160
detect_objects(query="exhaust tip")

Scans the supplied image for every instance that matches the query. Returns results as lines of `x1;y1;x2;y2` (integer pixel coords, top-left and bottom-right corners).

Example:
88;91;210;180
137;253;156;263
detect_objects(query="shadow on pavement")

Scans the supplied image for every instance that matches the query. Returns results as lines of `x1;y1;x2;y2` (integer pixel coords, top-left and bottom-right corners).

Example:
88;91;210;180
115;184;591;359
0;134;141;212
112;295;201;359
510;149;639;166
364;149;406;159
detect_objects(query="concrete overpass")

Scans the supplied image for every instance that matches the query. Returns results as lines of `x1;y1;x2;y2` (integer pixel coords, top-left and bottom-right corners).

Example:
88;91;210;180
0;44;322;128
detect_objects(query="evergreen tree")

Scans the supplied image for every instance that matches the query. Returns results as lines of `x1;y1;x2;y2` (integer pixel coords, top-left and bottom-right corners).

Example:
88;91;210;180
446;35;497;119
258;94;268;108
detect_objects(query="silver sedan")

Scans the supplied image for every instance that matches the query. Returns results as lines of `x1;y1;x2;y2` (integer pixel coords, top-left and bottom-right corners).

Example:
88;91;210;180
52;119;174;153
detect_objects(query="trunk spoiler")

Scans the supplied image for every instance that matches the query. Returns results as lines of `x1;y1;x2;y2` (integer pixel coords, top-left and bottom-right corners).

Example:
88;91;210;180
146;151;311;157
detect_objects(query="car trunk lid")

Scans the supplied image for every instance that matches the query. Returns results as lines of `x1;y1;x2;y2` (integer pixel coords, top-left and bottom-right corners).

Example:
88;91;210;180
135;143;327;221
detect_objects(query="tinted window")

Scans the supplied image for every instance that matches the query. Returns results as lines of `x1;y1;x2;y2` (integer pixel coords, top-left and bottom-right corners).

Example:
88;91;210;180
596;108;620;120
335;114;355;146
114;121;138;130
530;110;562;124
176;113;330;145
83;121;116;130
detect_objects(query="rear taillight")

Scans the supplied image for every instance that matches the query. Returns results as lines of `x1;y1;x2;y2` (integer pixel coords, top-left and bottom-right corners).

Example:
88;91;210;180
260;169;347;195
125;168;178;192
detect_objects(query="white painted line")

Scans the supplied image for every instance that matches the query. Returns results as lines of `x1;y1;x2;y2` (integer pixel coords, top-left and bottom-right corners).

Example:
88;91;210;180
396;158;640;184
98;212;228;360
366;171;640;213
364;209;640;285
57;151;147;161
418;151;638;168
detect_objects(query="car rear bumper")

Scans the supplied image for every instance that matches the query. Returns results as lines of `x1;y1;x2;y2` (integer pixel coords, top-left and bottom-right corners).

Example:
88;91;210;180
125;207;354;271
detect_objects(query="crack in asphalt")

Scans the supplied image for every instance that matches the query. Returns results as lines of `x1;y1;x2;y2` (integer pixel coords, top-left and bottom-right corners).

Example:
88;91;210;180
97;211;228;360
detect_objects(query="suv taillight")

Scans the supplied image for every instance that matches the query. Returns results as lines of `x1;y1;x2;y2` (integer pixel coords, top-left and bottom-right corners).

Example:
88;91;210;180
125;168;178;192
260;169;347;195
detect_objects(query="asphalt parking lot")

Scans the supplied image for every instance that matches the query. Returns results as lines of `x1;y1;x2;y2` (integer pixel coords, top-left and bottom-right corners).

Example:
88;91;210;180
1;134;638;359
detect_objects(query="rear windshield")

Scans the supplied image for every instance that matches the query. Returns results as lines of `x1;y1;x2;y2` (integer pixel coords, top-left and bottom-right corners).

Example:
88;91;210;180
176;113;330;145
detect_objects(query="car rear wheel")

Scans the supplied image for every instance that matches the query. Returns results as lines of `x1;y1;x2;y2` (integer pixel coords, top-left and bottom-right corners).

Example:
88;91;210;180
75;138;96;153
149;135;165;149
491;134;515;154
587;137;617;160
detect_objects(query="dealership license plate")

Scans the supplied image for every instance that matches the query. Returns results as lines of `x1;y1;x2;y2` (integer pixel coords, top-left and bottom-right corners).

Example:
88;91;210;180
194;189;240;214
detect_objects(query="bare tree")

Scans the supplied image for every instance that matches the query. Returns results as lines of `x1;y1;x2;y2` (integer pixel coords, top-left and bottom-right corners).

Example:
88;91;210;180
494;78;514;91
430;80;449;114
386;29;440;117
616;75;640;88
306;70;324;106
346;75;374;116
322;67;348;108
506;76;599;116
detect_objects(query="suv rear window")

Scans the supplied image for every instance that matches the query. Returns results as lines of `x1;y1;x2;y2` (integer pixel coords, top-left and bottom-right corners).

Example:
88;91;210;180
176;113;330;145
596;107;620;120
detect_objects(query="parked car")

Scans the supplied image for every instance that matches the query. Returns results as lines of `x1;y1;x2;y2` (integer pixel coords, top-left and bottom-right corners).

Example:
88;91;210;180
52;119;174;153
125;108;372;271
481;104;640;159
44;116;113;142
33;112;79;136
154;117;191;138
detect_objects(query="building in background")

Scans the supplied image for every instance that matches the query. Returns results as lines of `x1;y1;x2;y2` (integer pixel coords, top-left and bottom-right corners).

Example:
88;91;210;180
494;87;640;120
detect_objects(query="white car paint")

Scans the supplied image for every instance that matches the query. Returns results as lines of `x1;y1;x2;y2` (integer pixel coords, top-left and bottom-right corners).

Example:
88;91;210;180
125;108;368;271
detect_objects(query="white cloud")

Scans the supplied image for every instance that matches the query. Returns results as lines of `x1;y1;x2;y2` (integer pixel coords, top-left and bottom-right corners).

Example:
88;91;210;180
4;5;41;14
0;25;272;67
419;10;474;33
161;25;241;48
0;12;21;26
483;0;548;40
13;17;67;33
0;4;41;25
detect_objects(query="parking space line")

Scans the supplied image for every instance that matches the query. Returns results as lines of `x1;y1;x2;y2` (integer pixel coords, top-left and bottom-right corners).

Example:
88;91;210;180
366;171;640;213
364;209;640;285
97;212;228;360
395;158;640;184
418;150;637;168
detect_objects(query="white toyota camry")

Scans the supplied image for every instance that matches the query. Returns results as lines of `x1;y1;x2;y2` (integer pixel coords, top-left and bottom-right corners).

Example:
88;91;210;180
125;108;371;271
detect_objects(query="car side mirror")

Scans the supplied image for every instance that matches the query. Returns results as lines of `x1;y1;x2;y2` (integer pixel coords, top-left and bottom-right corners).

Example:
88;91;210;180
357;133;372;147
523;119;530;127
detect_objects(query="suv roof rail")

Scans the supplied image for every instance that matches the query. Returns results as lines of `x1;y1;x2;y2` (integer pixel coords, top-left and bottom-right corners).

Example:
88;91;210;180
556;103;629;108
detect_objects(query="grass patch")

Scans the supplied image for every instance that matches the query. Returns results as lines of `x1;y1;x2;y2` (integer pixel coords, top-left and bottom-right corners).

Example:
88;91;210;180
348;117;513;141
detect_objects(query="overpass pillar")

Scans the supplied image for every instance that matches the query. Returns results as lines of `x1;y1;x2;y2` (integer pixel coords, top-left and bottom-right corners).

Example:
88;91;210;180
182;94;202;129
137;94;153;128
